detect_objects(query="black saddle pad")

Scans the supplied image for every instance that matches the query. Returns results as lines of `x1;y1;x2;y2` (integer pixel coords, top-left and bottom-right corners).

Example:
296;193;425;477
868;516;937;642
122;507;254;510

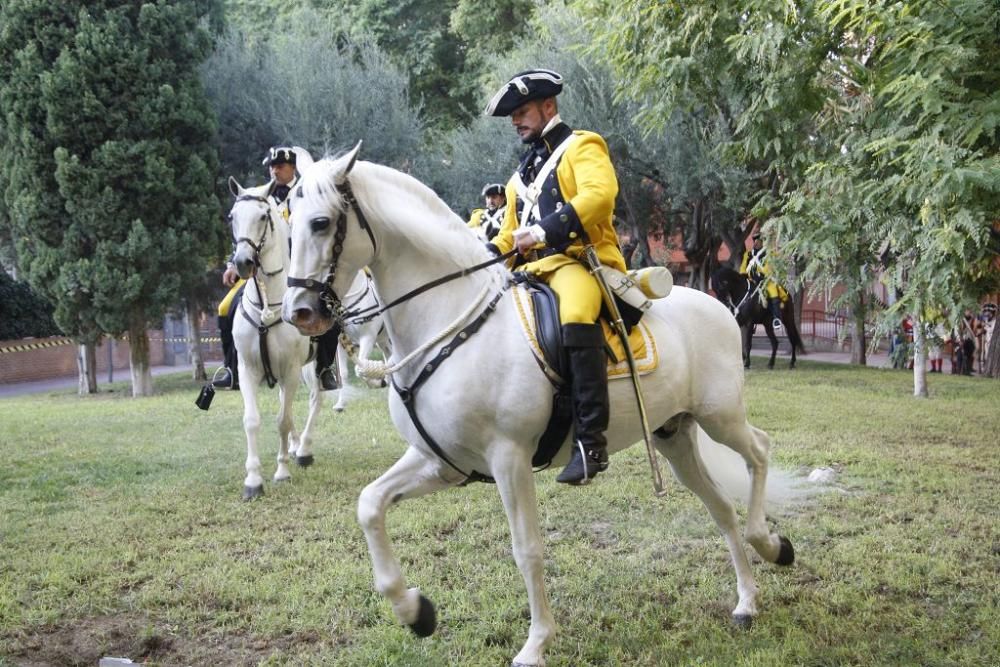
512;273;573;469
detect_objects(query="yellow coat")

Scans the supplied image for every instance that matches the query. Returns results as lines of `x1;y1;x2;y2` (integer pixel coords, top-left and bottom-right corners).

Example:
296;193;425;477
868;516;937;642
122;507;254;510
492;130;625;276
467;208;485;229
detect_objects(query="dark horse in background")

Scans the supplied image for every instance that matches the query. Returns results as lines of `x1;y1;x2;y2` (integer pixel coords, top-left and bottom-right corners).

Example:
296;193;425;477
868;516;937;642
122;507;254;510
711;266;806;369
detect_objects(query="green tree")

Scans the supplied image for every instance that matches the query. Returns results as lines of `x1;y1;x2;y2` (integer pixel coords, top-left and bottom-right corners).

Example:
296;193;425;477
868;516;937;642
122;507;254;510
0;1;225;396
203;8;426;186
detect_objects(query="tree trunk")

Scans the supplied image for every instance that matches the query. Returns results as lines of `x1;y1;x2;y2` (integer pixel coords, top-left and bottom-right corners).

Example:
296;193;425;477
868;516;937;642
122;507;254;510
985;322;1000;378
128;318;154;397
912;312;928;398
186;301;206;381
76;342;98;395
850;292;867;365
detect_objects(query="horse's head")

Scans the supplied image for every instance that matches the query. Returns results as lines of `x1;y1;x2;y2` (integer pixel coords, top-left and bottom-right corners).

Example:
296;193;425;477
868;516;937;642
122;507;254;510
283;142;374;337
711;266;751;324
227;177;278;280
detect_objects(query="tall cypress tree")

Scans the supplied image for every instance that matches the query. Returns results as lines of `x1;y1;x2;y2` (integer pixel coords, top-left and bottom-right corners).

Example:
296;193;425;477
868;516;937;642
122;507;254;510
0;1;225;395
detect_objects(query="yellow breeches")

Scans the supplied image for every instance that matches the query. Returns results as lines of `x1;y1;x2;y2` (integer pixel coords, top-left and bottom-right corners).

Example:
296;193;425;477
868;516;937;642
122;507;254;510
764;280;788;302
217;280;246;317
546;262;602;324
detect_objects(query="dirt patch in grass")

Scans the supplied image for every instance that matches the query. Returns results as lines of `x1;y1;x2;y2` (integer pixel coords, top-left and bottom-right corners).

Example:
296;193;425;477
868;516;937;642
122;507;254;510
3;615;326;667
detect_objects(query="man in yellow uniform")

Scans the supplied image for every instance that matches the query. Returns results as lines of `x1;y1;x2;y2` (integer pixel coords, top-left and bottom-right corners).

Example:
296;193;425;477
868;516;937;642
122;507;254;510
739;231;786;330
467;183;507;242
216;146;339;391
486;68;626;485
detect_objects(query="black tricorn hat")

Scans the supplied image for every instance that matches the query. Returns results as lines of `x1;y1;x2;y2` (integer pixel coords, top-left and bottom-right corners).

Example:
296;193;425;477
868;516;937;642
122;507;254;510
484;69;564;117
262;146;296;167
481;183;505;197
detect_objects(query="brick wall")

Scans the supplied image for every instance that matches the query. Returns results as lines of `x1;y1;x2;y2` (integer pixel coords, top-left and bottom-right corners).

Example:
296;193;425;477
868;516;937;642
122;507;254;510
0;330;222;385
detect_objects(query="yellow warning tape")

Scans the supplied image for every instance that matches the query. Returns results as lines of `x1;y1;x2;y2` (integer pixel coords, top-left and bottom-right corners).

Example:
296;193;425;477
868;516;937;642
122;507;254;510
0;336;222;355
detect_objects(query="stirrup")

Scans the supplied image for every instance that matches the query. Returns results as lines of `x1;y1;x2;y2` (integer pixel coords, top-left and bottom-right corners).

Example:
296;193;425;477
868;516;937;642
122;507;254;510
211;366;233;388
772;318;783;329
556;440;607;486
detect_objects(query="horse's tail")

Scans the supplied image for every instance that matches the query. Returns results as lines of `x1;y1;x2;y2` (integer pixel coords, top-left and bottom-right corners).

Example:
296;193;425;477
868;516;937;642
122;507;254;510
696;428;814;511
782;299;807;354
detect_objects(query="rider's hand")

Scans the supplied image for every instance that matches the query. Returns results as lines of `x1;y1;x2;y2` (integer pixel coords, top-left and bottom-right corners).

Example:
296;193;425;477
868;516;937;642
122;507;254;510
223;265;239;287
514;227;544;256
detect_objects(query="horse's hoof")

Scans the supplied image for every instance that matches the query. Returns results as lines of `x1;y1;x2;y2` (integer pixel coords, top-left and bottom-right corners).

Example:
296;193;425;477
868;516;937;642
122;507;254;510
407;594;436;638
296;454;314;468
379;378;387;388
732;613;754;630
242;485;264;501
775;536;795;566
273;476;290;484
333;406;345;413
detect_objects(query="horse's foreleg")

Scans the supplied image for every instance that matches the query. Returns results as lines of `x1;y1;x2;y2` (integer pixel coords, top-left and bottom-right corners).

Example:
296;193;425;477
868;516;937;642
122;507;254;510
492;452;555;667
357;447;457;636
239;367;265;500
655;416;760;626
294;367;321;467
273;382;295;482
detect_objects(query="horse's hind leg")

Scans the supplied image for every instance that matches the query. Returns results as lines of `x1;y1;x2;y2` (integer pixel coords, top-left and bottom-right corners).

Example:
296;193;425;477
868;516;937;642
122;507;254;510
294;366;321;467
654;414;761;625
332;345;350;412
698;414;794;568
357;447;461;638
766;324;778;369
273;381;295;483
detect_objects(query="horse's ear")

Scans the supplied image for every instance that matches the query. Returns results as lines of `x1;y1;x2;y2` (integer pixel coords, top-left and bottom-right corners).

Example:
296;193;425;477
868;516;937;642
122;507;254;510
292;146;314;171
228;176;244;198
345;141;362;174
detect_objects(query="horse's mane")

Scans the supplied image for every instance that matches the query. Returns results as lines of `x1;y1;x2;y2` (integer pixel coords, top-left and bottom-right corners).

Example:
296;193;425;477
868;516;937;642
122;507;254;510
299;156;495;271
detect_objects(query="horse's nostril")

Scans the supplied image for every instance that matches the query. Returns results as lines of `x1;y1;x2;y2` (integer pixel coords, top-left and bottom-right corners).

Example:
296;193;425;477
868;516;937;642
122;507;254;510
292;307;314;324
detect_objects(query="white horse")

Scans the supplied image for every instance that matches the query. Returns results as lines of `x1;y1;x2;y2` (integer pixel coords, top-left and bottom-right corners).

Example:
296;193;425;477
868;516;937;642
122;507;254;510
281;147;795;667
228;177;324;500
331;270;391;412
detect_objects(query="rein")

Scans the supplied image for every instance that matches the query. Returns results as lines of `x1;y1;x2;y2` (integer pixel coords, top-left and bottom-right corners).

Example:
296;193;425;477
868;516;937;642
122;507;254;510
286;178;516;325
286;176;518;483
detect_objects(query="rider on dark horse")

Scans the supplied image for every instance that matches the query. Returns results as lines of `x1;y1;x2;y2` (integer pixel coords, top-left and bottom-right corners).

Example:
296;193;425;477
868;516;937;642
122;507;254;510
739;231;787;330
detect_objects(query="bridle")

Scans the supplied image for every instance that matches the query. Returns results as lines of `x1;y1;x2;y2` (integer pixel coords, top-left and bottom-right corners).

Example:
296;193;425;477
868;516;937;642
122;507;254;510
724;275;757;318
286;179;514;327
231;194;282;278
284;176;517;485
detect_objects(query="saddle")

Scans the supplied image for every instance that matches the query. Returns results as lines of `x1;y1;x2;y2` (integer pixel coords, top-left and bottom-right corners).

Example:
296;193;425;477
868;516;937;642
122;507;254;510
510;273;661;469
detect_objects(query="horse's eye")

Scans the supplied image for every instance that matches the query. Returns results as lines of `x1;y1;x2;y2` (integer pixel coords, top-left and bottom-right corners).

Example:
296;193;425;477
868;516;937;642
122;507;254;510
311;217;331;232
226;213;232;223
260;214;268;222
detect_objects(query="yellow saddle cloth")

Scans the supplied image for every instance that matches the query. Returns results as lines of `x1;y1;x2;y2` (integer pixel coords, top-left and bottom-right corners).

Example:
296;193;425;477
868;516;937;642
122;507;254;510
511;284;659;382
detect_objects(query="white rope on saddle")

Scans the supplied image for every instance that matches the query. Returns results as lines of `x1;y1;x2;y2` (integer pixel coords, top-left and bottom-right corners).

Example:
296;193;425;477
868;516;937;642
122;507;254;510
340;281;494;381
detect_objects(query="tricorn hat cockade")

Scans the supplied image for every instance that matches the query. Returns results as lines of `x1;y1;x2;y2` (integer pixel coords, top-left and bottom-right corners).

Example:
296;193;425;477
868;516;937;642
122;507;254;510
484;69;564;117
262;146;296;167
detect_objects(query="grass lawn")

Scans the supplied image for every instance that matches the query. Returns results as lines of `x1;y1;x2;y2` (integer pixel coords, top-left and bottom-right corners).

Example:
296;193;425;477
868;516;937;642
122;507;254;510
1;361;998;666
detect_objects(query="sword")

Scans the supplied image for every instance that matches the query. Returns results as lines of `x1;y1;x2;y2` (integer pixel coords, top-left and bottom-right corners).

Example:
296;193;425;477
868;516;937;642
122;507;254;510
583;245;668;497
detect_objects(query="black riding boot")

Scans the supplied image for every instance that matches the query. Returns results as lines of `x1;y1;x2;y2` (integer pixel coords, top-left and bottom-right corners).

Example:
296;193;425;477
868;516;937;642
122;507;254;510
768;298;783;329
314;324;341;391
556;323;610;485
214;314;239;389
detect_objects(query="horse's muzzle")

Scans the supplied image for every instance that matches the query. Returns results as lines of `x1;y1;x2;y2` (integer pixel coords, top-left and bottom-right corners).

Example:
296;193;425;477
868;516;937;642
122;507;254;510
282;293;334;337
